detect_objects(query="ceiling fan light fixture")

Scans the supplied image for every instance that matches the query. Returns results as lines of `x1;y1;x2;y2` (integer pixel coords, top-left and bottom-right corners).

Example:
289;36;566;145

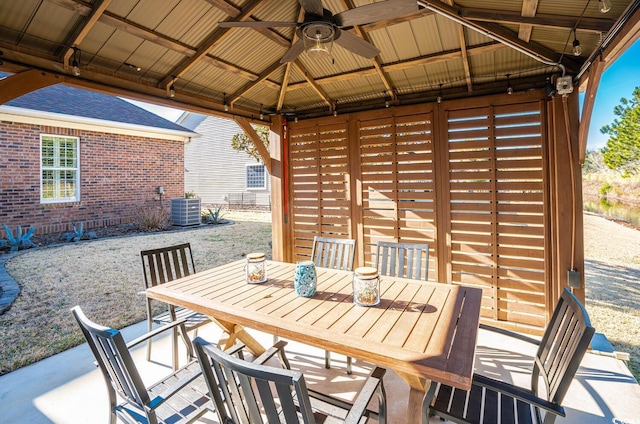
302;23;334;59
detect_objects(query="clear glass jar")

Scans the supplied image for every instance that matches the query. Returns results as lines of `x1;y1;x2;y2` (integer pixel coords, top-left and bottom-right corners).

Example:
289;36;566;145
245;252;267;284
353;266;380;306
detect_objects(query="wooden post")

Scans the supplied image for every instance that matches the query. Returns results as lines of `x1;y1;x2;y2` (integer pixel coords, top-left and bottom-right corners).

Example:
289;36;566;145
269;115;291;262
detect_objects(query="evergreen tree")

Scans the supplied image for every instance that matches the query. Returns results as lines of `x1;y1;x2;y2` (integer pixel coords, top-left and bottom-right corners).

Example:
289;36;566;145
600;87;640;176
231;125;270;162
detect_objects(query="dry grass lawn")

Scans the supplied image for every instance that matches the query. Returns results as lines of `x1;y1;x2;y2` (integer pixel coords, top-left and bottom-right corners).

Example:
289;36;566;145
1;210;638;384
0;211;272;375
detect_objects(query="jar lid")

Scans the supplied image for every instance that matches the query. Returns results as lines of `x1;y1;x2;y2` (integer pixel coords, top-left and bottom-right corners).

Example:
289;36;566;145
247;252;265;260
355;266;378;277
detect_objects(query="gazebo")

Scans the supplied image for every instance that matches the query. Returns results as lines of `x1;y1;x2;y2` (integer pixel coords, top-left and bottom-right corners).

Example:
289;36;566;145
1;0;639;334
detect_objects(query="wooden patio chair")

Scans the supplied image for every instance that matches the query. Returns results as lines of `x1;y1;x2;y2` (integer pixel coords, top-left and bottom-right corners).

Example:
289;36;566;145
310;236;357;371
310;236;356;271
375;241;430;280
425;288;595;424
140;243;210;370
193;336;387;424
71;306;213;424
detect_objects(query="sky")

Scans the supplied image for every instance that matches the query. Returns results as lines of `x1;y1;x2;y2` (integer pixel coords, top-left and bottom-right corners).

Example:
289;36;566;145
582;38;640;150
125;39;640;152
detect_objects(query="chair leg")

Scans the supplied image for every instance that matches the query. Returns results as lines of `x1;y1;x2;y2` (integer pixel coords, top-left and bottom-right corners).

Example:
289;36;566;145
146;319;153;362
172;325;179;371
347;356;352;374
179;324;195;361
325;350;331;369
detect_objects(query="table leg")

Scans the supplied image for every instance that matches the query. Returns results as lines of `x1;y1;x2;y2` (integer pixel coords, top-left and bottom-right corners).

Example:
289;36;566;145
209;316;266;356
396;371;431;424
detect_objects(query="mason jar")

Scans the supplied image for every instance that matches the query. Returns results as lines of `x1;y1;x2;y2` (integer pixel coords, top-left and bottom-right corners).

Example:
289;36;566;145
352;266;380;306
245;252;267;284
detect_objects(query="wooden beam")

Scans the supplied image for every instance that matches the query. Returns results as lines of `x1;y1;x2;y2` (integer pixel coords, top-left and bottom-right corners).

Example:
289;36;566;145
425;1;572;67
278;63;292;112
443;0;472;93
47;0;273;85
268;115;290;262
229;61;285;106
360;8;435;32
578;56;606;163
0;70;63;104
461;7;614;34
293;60;333;108
285;42;505;92
160;0;265;87
234;117;272;174
62;0;112;70
518;0;539;42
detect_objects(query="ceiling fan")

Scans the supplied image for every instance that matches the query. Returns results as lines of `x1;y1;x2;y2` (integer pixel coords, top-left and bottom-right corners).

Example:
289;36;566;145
218;0;419;63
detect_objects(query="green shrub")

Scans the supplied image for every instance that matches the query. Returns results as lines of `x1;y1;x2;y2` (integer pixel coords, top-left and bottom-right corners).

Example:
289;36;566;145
202;206;226;224
599;182;613;196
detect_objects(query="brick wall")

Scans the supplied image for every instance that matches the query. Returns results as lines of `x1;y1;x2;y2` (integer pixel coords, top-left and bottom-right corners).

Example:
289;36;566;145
0;121;185;237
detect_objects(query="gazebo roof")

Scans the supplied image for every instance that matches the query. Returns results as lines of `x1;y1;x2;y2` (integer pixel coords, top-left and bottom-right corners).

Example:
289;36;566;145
1;0;639;121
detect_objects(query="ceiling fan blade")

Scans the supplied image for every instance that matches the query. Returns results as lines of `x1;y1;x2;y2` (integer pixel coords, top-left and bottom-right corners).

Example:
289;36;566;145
334;0;418;27
280;39;305;63
218;21;298;28
298;0;324;16
334;30;380;59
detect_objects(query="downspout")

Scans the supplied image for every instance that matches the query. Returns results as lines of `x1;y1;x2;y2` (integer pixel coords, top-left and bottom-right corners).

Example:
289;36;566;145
416;1;566;77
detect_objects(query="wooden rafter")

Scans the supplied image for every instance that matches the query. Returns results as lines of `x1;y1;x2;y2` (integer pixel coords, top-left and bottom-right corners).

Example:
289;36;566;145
461;8;614;33
229;61;285;106
340;0;396;100
160;0;265;87
294;60;333;109
286;42;504;91
578;56;605;163
234;117;272;174
61;0;112;70
360;8;435;32
423;1;581;72
518;0;539;42
48;0;278;86
277;8;304;112
443;0;472;93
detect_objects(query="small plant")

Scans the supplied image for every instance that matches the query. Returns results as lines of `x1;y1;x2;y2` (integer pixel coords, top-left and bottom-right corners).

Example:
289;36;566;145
184;191;198;199
1;224;37;252
599;182;613;196
134;205;170;231
202;206;226;224
61;222;97;242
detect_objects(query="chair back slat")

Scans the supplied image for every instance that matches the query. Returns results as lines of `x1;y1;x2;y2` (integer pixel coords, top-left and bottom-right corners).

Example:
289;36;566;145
375;241;429;280
193;338;318;424
71;306;150;410
532;289;595;406
141;243;196;289
311;236;356;271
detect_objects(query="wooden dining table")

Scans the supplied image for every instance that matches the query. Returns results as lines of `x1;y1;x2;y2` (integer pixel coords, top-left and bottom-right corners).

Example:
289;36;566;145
146;259;482;423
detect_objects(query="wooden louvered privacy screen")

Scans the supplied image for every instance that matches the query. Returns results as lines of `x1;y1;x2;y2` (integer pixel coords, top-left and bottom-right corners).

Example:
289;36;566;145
287;100;548;331
445;102;547;329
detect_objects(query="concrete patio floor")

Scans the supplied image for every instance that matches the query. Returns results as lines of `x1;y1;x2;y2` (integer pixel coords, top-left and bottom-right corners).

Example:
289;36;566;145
1;320;638;424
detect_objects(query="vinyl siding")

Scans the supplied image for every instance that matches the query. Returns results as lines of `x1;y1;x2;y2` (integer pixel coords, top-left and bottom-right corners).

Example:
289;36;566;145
183;114;270;207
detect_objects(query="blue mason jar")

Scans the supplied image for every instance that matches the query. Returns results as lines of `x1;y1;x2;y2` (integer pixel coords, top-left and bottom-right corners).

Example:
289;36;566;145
294;260;317;297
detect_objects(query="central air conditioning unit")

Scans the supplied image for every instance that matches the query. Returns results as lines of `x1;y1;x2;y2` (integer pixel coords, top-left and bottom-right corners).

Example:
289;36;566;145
171;198;201;226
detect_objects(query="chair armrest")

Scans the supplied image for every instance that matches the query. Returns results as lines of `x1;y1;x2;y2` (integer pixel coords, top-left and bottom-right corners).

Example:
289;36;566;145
253;340;290;369
473;374;565;417
344;367;387;424
126;318;187;349
307;367;387;424
479;323;541;346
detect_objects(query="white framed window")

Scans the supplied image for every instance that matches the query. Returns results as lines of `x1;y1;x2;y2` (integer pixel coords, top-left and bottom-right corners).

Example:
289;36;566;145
40;134;80;203
246;164;266;190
